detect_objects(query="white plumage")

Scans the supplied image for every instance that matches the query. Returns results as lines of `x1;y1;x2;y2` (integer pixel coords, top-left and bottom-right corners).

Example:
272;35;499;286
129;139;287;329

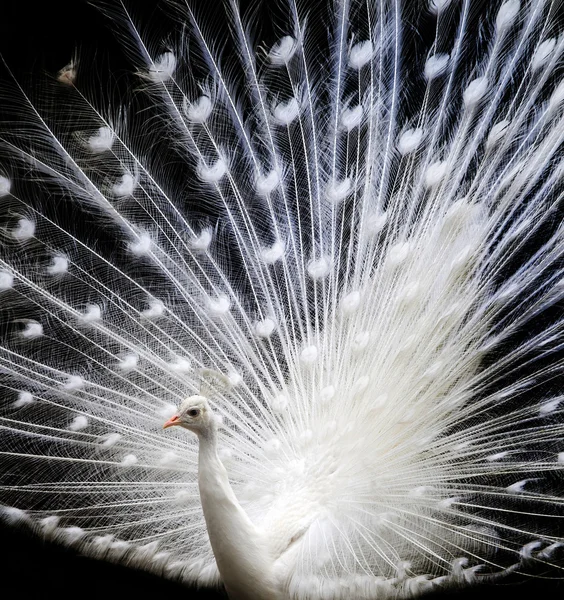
0;0;563;598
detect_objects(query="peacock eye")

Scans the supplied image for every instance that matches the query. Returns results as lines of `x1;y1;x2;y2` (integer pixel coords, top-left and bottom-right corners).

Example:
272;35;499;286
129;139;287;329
187;409;200;418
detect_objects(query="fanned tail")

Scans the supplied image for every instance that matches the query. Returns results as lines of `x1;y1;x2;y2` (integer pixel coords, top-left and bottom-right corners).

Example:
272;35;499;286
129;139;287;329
0;1;563;598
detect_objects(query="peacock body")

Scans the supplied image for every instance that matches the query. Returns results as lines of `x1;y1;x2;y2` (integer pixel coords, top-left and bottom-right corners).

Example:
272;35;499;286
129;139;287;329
1;0;563;598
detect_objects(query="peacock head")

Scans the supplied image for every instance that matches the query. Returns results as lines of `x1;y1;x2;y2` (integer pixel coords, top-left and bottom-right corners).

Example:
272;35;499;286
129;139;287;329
162;395;215;437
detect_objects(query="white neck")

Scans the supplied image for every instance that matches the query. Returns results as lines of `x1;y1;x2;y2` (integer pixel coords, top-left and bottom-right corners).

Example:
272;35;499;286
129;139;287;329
197;426;280;600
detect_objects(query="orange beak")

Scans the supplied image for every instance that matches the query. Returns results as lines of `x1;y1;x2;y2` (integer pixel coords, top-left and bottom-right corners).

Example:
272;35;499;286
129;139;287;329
163;414;180;429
